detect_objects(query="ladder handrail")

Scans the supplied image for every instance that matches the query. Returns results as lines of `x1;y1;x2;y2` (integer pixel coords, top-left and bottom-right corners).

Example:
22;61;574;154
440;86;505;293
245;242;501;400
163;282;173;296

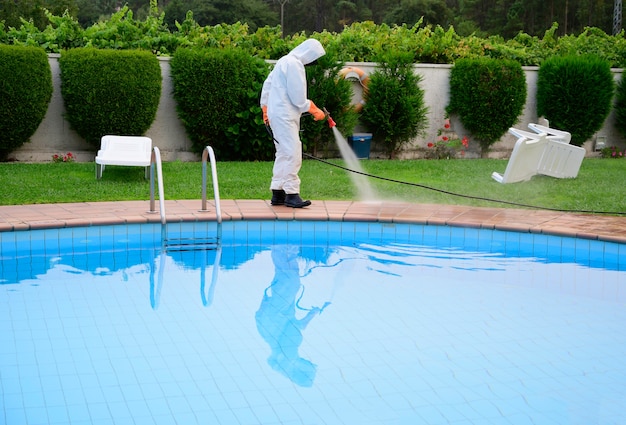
149;146;166;225
201;146;222;224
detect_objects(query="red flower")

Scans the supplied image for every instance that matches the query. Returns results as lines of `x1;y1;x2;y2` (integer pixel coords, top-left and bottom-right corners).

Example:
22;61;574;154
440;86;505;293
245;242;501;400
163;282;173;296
427;142;434;148
442;136;449;142
443;119;451;129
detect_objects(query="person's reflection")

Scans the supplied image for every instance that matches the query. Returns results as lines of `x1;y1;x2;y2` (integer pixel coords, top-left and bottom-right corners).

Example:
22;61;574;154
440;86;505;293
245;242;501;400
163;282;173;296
255;245;329;387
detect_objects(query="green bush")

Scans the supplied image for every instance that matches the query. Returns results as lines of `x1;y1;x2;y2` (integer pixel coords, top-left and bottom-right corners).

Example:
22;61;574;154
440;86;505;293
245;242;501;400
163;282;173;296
536;55;615;146
300;49;359;156
0;45;52;160
447;58;527;154
360;52;429;158
59;48;161;145
615;74;626;138
170;47;272;160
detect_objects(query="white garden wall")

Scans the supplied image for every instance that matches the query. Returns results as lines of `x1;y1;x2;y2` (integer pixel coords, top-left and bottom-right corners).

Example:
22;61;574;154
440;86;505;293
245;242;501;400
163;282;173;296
12;56;625;162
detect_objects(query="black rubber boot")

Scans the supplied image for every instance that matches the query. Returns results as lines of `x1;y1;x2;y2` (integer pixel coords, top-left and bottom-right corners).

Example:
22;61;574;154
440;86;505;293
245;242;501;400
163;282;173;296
271;189;286;206
284;193;311;208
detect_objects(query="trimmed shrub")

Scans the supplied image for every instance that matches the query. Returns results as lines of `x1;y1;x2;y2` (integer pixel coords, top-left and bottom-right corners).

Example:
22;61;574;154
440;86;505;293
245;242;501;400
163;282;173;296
615;74;626;138
537;55;615;147
300;50;359;157
447;58;527;154
0;45;52;160
59;48;161;145
170;47;272;160
360;52;429;158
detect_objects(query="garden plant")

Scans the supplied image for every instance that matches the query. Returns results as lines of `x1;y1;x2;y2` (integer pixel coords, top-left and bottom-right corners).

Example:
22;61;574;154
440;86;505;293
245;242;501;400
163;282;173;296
59;48;161;145
611;72;626;139
170;47;272;160
360;51;429;159
536;54;615;147
300;49;359;157
446;57;527;156
0;45;52;160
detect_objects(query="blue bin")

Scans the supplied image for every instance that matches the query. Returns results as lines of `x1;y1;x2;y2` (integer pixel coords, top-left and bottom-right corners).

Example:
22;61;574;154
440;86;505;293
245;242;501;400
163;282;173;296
348;133;372;159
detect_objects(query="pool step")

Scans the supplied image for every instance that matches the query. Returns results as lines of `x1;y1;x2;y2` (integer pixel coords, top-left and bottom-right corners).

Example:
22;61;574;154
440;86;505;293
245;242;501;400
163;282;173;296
164;237;220;251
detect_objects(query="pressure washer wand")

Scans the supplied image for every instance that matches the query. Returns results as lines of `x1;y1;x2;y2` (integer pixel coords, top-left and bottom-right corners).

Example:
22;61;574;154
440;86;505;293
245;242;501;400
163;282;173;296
323;107;336;128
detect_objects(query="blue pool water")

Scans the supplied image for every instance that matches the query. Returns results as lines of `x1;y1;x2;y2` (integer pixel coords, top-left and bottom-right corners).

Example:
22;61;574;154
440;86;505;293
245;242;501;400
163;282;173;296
1;220;625;425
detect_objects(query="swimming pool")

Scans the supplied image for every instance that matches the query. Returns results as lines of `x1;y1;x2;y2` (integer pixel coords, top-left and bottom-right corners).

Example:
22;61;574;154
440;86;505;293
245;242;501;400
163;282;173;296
1;220;625;425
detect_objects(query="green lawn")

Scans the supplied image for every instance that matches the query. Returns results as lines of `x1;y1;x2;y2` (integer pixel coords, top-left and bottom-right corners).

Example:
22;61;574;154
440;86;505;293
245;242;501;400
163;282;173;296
0;158;624;215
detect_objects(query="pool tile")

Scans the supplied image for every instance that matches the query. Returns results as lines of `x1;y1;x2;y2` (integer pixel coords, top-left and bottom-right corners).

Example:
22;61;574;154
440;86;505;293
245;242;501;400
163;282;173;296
87;402;112;420
66;403;91;422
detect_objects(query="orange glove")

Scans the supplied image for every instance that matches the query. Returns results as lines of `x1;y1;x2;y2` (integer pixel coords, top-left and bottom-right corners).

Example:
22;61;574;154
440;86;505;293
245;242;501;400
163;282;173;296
262;105;269;124
308;101;326;121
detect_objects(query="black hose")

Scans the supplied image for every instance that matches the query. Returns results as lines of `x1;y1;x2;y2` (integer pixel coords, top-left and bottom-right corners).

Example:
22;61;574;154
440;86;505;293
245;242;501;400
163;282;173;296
302;152;626;216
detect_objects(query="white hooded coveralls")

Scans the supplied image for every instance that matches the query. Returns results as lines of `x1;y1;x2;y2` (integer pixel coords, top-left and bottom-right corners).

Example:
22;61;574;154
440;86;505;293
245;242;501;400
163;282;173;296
260;39;326;194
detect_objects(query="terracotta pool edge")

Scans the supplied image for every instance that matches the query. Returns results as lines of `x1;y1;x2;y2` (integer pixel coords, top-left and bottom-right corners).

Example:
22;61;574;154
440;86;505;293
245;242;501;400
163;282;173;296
0;200;625;244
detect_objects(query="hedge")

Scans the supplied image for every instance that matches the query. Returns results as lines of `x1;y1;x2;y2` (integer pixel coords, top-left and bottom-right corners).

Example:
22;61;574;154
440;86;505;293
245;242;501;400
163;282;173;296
537;55;615;147
0;45;52;160
447;58;527;154
170;48;272;160
59;48;161;145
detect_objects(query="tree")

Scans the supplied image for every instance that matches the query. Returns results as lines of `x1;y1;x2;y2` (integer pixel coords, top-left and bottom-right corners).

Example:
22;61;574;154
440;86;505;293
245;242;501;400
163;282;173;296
0;0;22;28
0;0;76;29
163;0;277;31
75;0;118;27
384;0;453;28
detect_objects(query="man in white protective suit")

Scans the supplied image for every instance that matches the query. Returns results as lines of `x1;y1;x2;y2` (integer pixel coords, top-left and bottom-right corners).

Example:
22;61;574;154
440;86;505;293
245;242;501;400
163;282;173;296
260;38;327;208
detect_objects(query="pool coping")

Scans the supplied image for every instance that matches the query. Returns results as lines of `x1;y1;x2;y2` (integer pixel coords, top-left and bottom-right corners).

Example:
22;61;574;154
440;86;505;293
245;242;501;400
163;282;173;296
0;200;625;244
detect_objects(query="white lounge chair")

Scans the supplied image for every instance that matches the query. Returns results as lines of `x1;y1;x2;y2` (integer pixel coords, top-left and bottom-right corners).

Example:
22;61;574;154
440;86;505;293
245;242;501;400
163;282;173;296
536;137;586;179
492;128;585;184
95;135;152;179
527;123;571;144
508;127;548;141
492;132;550;183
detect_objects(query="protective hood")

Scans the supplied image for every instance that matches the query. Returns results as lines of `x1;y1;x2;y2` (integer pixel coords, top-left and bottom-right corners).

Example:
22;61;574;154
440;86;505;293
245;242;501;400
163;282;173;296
288;39;325;65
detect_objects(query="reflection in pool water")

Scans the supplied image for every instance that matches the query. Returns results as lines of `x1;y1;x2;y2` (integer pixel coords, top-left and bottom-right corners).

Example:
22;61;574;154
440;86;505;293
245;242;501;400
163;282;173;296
1;220;625;425
256;245;330;388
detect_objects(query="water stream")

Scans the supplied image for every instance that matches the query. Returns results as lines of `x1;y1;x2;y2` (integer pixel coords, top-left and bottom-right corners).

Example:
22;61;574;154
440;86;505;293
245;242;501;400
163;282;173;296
331;126;378;201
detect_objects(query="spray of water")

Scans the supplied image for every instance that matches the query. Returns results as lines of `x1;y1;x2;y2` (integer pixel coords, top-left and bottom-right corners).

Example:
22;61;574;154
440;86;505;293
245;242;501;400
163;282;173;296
331;127;378;201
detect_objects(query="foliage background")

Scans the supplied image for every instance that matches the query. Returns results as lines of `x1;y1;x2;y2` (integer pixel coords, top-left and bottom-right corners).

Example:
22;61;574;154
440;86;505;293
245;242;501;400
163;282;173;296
2;6;626;67
0;0;620;40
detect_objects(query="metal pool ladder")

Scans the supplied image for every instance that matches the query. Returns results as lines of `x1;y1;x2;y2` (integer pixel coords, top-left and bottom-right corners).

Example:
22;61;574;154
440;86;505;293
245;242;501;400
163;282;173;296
148;145;224;310
148;145;223;225
149;146;166;225
200;145;222;224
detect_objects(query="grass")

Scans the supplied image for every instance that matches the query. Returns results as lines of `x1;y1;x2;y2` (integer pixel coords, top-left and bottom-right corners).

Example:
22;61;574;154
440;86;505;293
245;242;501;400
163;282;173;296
0;158;625;215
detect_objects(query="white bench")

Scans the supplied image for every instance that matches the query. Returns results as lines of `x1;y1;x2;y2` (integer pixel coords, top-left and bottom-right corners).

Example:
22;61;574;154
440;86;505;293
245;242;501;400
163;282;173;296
95;135;152;179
